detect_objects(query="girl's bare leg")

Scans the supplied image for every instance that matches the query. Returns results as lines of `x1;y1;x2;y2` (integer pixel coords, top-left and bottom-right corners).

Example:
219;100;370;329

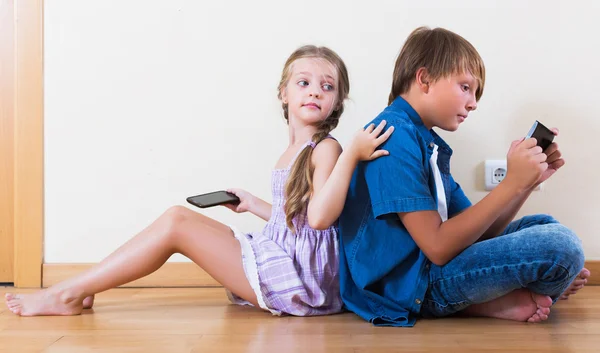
5;206;257;316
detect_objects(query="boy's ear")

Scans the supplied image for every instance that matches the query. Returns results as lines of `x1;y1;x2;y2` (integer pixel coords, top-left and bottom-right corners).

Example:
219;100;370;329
415;67;431;93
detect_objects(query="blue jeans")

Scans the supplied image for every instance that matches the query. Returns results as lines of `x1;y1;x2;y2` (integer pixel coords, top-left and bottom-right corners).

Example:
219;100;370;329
419;214;585;318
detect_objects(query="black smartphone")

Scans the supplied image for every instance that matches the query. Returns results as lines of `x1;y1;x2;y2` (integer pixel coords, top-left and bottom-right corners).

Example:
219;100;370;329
525;120;555;151
186;191;240;208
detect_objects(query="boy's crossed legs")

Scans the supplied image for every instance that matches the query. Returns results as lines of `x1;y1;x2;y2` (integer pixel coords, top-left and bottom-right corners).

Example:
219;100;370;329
420;214;586;323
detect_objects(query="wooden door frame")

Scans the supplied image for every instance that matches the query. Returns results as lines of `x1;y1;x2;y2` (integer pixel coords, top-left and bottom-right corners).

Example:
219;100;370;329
0;0;44;288
14;0;44;288
0;0;15;283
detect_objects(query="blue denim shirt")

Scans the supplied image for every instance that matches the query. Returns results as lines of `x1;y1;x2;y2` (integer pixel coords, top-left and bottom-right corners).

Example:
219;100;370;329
338;96;472;326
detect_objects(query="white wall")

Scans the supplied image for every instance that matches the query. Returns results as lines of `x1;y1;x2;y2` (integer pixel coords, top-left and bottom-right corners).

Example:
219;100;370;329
44;0;600;262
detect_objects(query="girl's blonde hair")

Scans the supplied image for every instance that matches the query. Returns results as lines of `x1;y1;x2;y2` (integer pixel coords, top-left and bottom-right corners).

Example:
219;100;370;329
389;27;486;105
277;45;350;231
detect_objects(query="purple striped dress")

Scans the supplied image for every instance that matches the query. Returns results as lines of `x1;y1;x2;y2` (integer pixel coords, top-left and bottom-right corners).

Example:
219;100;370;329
227;138;342;316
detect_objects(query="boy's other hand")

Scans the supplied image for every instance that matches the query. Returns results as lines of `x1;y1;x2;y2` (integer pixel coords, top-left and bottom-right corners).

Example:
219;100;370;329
535;128;564;185
504;137;548;192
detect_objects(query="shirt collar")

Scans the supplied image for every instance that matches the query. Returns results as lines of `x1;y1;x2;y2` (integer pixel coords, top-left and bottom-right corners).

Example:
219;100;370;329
389;96;453;154
389;96;434;146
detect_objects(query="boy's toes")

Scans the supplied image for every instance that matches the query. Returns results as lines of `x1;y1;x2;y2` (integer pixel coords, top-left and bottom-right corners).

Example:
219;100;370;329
580;268;591;279
537;306;550;316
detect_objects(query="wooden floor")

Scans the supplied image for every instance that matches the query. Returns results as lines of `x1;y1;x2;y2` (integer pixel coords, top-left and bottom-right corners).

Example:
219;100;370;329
1;286;599;353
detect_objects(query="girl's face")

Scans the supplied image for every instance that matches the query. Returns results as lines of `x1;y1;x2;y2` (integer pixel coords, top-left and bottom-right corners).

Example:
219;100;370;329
281;58;338;126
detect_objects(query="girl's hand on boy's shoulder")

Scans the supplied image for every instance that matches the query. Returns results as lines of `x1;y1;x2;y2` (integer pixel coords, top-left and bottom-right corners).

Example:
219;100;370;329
348;120;394;162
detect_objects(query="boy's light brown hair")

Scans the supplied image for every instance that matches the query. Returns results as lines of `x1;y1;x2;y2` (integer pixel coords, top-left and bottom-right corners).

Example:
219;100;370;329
388;27;485;105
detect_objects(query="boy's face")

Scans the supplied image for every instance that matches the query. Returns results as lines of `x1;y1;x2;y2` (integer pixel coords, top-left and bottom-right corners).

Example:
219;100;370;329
423;72;478;131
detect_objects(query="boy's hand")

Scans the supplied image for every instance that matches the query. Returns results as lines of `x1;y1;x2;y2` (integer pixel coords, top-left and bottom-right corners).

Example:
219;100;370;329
534;128;564;185
504;137;548;192
223;188;254;213
347;120;394;162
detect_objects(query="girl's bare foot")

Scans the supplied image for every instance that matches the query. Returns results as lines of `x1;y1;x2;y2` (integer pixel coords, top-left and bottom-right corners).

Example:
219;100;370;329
560;268;591;300
462;288;552;323
4;289;85;316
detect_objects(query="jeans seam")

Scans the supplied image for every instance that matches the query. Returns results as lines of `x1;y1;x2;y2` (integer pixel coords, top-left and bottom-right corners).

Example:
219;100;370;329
430;260;570;286
429;260;574;308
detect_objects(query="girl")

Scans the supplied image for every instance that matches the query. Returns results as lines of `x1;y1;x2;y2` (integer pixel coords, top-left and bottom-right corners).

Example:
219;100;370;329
5;45;393;317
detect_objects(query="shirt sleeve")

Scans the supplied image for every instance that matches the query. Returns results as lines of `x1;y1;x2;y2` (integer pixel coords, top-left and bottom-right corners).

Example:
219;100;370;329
364;118;437;219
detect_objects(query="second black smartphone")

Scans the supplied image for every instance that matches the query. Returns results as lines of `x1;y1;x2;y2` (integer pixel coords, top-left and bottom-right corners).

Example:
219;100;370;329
186;191;240;208
525;120;555;151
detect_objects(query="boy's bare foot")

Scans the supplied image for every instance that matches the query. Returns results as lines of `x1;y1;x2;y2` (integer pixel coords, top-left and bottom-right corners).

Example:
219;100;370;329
462;288;552;323
4;289;85;316
560;268;591;300
82;295;95;309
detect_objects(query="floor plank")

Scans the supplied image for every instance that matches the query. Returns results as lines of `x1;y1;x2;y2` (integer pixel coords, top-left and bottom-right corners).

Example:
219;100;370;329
1;286;598;352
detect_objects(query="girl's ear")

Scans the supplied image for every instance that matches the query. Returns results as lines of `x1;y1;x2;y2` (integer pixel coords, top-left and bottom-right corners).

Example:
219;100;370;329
280;87;288;104
415;67;431;93
332;96;342;111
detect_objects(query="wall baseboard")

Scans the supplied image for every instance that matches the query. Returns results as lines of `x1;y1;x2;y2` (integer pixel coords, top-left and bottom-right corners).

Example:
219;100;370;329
42;261;600;288
42;262;220;288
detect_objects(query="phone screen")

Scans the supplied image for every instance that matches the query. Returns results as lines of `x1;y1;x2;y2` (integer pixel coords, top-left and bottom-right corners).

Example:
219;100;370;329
187;191;239;208
526;120;554;151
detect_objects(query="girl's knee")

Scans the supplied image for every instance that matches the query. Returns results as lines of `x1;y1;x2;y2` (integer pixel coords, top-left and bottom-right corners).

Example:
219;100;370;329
163;206;191;223
160;206;195;238
161;206;218;244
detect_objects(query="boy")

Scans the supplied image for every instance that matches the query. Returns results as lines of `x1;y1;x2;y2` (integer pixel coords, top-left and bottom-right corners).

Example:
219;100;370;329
338;27;589;327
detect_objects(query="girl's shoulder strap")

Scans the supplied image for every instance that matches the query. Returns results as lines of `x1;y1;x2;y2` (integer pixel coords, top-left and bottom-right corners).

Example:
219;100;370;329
309;134;337;146
323;134;337;142
286;139;314;170
286;135;337;169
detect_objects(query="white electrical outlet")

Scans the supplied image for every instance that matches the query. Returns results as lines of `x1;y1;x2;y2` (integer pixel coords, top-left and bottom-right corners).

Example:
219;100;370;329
493;167;507;183
484;159;543;191
485;160;507;190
